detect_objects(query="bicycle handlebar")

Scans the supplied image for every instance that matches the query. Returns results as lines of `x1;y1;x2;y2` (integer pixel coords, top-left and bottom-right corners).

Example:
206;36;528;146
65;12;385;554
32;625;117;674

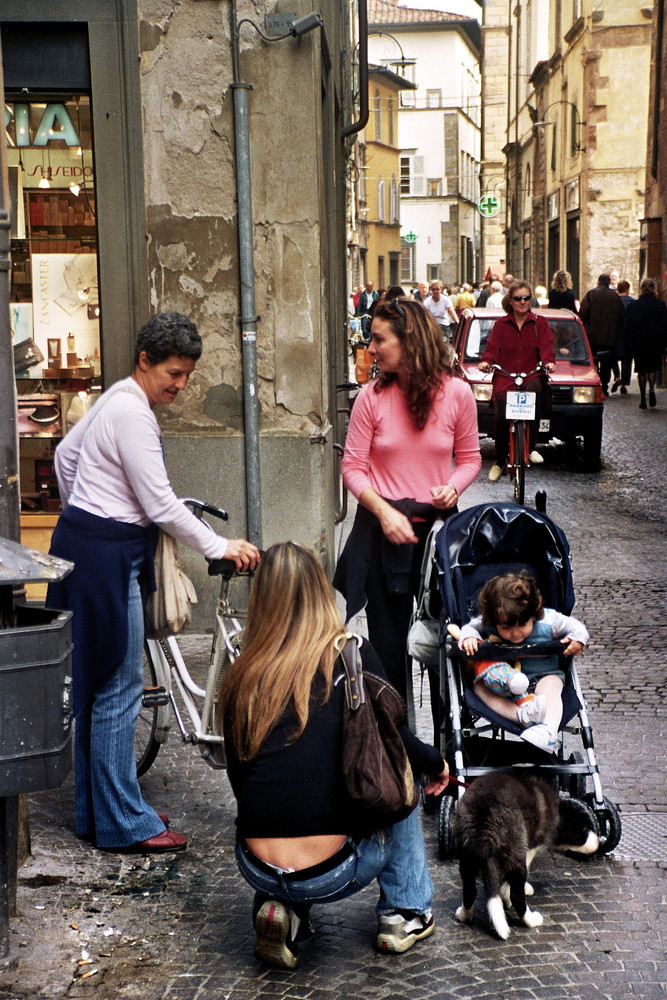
182;498;229;522
488;362;549;384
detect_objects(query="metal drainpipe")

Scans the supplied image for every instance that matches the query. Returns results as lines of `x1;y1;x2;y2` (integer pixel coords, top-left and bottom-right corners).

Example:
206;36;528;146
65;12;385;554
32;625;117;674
342;0;369;138
230;0;262;547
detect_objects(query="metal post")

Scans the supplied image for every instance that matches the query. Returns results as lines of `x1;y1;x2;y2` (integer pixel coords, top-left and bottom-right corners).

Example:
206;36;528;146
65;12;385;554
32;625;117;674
0;40;24;961
0;42;19;544
230;0;263;548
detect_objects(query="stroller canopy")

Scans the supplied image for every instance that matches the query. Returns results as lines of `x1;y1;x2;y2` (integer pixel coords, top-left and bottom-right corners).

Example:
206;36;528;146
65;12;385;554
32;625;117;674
435;502;576;626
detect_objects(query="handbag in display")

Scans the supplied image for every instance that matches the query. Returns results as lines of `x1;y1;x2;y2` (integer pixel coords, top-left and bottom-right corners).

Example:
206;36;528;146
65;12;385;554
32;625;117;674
339;633;418;828
13;338;45;374
145;528;198;639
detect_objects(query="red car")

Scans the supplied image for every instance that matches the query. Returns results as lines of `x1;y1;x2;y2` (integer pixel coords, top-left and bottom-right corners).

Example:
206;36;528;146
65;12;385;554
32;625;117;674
452;308;605;471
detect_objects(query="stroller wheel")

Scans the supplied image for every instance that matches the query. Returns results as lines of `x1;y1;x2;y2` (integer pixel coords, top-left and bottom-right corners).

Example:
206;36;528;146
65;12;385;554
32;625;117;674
559;751;587;799
583;793;623;855
437;795;457;861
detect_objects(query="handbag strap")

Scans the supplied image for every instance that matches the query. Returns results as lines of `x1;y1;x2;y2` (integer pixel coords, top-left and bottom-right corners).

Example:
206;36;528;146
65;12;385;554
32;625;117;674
339;633;366;711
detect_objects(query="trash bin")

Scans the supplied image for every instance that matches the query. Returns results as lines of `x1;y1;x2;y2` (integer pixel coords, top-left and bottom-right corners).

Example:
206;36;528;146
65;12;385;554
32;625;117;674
0;537;74;796
0;604;73;796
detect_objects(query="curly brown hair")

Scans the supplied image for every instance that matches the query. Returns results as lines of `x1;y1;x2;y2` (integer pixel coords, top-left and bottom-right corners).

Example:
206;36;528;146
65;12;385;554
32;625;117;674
371;298;453;429
501;281;533;314
478;571;544;628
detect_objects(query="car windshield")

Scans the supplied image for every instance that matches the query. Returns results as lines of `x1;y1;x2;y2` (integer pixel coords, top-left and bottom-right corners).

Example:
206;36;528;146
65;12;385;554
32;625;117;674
463;319;496;360
463;317;590;364
549;319;590;362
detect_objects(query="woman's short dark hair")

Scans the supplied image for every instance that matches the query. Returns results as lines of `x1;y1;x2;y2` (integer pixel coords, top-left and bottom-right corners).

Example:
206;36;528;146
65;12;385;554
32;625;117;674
640;277;657;296
134;312;202;366
502;280;533;314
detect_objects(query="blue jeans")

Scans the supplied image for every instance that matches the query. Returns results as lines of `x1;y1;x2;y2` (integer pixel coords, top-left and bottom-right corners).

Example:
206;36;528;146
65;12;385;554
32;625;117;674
235;806;433;916
75;553;165;847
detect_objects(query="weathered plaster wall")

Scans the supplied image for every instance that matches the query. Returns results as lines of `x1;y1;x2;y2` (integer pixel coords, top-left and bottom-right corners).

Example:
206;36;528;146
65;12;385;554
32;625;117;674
135;1;340;621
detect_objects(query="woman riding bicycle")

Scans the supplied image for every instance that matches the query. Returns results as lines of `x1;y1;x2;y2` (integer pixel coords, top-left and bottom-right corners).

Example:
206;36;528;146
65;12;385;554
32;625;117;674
479;280;555;483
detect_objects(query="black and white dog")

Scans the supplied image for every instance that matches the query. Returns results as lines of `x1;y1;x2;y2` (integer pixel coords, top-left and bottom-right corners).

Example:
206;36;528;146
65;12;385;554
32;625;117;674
453;772;599;939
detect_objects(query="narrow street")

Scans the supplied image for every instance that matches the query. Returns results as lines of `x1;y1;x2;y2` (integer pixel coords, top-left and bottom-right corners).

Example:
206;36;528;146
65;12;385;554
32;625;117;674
3;380;666;1000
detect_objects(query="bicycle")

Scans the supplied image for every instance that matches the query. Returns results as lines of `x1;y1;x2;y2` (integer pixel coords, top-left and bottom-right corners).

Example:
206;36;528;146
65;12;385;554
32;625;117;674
485;363;549;505
135;499;251;776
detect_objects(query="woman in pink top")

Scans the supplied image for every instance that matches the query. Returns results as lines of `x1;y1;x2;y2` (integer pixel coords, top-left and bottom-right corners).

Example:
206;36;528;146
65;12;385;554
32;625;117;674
334;298;481;713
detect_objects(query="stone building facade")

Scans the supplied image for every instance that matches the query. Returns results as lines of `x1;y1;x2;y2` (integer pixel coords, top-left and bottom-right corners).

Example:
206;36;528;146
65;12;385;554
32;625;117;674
489;0;652;297
642;0;667;293
3;0;355;624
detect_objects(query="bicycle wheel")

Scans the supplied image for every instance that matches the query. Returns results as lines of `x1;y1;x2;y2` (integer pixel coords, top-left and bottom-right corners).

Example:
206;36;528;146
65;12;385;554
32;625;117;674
511;421;526;505
136;641;169;777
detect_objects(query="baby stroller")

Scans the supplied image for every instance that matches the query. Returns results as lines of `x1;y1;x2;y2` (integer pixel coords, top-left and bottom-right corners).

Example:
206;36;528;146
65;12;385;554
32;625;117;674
420;501;621;859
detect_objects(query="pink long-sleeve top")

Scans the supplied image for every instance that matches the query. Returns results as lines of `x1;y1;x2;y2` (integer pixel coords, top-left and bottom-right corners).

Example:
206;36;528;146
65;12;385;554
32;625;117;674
342;376;481;503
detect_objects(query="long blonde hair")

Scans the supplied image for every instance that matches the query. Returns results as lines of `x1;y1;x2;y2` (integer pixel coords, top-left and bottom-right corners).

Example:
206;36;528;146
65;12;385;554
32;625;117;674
218;541;348;760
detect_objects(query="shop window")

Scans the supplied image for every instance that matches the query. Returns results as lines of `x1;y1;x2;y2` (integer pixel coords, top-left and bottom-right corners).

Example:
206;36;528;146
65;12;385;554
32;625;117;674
7;94;100;518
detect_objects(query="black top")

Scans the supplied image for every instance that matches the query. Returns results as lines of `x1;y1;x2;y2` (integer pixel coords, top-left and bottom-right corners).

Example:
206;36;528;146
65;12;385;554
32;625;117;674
224;638;444;838
548;288;578;313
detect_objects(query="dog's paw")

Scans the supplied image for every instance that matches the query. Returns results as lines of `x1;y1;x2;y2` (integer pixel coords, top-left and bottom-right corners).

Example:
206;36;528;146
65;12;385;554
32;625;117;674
522;907;543;928
455;905;473;924
525;882;534;896
487;896;510;939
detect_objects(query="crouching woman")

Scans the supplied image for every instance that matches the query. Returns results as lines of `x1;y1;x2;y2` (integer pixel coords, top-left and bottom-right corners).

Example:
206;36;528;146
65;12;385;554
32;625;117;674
219;541;448;969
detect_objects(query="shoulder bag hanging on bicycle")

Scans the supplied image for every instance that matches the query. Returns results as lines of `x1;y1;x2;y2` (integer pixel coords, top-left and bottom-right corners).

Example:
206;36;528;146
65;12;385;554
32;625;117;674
338;634;418;828
145;528;198;639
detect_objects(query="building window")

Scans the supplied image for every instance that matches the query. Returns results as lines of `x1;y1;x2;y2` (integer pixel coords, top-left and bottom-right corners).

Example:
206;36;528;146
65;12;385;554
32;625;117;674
428;178;442;197
374;89;382;142
400;239;415;283
426;264;439;281
387;96;394;146
390;176;399;222
8;92;100;516
399;155;425;196
397;62;416;107
358;144;367;204
377;178;386;222
426;89;441;108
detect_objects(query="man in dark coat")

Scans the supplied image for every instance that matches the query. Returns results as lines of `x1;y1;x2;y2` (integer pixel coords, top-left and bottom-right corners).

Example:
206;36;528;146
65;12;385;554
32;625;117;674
579;273;627;396
355;280;379;340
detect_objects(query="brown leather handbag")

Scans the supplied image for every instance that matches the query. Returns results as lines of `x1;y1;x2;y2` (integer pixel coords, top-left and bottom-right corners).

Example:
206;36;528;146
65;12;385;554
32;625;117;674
339;633;418;828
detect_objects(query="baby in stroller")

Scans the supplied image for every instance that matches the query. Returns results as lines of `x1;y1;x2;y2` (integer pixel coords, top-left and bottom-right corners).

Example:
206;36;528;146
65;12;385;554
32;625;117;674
457;571;589;754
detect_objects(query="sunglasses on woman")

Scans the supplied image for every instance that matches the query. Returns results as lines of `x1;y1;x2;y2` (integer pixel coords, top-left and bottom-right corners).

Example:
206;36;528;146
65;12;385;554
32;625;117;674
511;295;531;302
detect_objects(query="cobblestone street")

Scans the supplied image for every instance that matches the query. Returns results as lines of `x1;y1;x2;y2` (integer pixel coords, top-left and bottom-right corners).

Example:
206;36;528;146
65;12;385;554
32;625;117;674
2;381;666;1000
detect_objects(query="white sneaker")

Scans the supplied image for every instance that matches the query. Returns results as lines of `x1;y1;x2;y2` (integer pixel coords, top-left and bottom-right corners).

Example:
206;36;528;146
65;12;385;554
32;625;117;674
516;695;547;726
377;910;435;953
529;450;544;464
488;463;504;482
520;723;557;753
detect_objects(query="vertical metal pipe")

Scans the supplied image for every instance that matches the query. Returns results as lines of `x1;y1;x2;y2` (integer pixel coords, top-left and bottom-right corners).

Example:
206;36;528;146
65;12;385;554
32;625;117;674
0;41;19;545
230;0;262;547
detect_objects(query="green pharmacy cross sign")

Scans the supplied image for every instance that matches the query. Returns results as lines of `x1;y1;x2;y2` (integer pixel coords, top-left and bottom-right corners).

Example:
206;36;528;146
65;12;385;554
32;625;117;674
478;195;501;218
404;231;418;243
